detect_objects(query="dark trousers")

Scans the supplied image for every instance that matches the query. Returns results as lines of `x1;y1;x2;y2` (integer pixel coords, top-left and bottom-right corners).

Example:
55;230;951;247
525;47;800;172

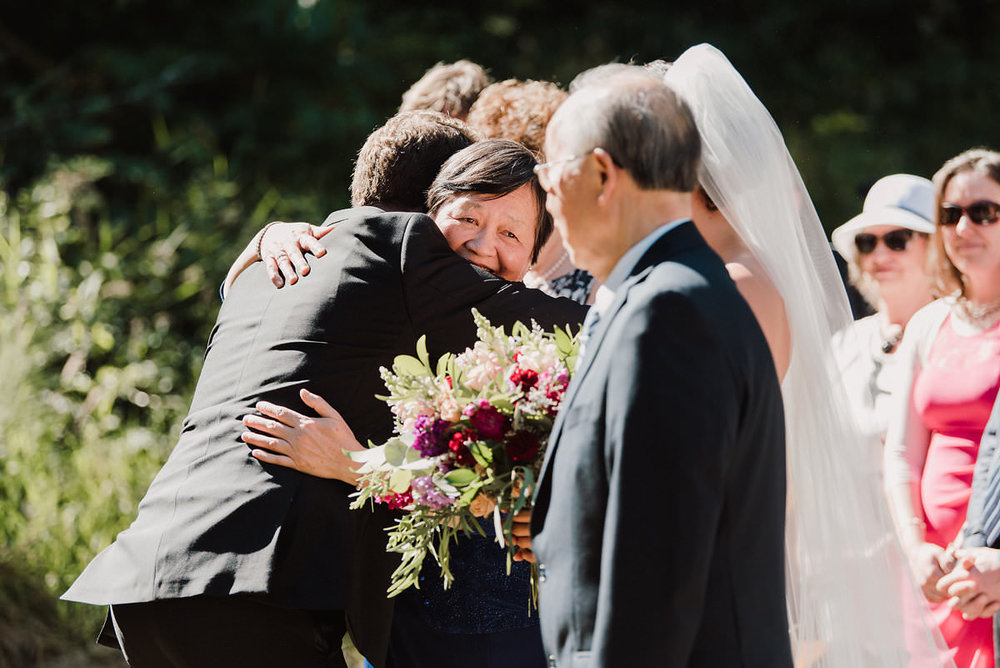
103;595;349;668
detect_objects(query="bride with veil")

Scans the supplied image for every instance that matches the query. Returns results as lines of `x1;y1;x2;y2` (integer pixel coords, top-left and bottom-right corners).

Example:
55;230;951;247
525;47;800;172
663;44;951;667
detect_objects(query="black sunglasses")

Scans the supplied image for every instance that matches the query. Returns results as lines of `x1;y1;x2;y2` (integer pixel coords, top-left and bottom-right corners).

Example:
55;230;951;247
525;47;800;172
940;201;1000;227
854;229;918;255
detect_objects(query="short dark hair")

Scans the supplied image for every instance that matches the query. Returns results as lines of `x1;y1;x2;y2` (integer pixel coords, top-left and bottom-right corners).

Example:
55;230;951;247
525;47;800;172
930;147;1000;297
399;60;491;121
466;79;567;159
426;138;553;264
554;74;700;192
350;111;478;212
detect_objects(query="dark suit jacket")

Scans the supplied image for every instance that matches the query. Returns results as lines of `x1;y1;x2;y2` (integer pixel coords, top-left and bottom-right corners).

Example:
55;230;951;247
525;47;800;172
964;391;1000;666
530;222;792;668
965;393;1000;550
63;207;586;666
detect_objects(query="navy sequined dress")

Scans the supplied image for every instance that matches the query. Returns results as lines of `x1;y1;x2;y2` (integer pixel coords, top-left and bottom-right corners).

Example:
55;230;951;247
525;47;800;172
386;525;545;668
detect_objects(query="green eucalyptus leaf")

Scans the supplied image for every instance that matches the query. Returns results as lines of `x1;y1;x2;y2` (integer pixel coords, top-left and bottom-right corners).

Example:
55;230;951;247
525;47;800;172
554;327;572;355
389;469;412;493
436;352;452;378
416;335;431;370
489;396;515;412
384;439;410;466
469;441;493;467
444;468;477;486
393;354;427;377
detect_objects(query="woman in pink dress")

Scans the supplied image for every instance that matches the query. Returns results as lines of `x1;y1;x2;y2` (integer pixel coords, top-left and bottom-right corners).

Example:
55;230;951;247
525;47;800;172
885;148;1000;667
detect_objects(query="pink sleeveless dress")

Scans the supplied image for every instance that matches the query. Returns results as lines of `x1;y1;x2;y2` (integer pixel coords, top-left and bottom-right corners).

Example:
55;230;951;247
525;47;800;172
913;314;1000;668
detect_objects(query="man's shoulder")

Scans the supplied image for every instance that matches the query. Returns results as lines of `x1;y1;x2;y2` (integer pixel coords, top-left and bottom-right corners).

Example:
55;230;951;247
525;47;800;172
322;206;434;235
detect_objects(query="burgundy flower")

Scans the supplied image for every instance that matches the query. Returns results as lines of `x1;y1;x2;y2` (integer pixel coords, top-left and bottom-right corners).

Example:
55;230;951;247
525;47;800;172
463;399;509;440
448;430;477;467
509;367;539;392
413;415;450;457
506;430;540;463
381;490;413;510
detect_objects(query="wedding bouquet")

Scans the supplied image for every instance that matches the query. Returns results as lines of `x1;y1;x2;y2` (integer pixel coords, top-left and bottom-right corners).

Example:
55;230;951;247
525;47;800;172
349;309;579;597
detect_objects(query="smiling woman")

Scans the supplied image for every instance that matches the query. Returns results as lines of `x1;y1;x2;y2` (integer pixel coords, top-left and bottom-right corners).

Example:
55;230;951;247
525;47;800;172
883;149;1000;668
426;138;552;281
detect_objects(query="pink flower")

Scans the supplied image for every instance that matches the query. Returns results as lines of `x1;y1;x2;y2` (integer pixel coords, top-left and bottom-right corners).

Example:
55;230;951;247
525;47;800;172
436;379;462;422
458;343;503;392
392;399;435;423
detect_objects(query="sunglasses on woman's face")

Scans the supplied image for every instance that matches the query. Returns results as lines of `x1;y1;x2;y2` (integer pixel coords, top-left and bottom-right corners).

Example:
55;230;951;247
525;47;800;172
940;201;1000;227
854;228;917;255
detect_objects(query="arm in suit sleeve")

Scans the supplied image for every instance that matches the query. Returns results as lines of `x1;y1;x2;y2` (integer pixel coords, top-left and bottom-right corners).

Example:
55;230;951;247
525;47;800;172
966;396;1000;547
590;293;735;665
399;215;587;345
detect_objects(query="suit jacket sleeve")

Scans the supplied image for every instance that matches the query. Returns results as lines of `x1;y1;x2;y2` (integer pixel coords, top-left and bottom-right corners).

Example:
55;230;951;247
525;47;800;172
591;292;736;665
398;215;587;354
966;396;1000;547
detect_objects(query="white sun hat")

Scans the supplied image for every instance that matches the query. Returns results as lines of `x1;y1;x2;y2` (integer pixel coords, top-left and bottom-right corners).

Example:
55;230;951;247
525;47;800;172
831;173;935;260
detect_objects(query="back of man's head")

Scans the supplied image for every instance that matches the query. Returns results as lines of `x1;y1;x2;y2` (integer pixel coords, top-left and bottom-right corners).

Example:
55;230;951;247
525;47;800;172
350;111;479;212
399;60;491;121
552;71;700;193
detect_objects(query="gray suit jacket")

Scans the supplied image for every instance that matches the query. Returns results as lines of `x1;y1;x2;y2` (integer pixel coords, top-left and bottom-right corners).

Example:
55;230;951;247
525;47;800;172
63;207;586;666
530;222;793;667
964;391;1000;666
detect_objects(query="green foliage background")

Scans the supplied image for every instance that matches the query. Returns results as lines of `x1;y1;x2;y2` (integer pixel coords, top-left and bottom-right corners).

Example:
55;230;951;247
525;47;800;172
1;0;998;661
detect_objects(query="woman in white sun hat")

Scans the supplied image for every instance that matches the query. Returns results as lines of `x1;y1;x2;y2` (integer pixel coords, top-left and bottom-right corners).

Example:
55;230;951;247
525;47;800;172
832;173;937;449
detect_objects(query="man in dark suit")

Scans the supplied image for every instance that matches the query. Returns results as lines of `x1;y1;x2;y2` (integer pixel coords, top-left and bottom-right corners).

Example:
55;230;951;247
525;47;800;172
938;392;1000;662
527;70;792;666
63;112;586;667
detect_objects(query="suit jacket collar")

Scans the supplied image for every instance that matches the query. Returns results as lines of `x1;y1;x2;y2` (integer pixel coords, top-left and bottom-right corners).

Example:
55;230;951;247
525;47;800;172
535;220;701;497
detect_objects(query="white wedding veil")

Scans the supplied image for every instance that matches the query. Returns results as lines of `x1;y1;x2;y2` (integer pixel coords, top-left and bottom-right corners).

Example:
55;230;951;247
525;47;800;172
664;44;951;667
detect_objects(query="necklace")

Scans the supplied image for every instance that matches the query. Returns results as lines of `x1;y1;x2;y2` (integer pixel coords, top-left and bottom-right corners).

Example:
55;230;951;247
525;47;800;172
537;249;571;282
879;323;904;354
880;330;904;354
954;295;1000;326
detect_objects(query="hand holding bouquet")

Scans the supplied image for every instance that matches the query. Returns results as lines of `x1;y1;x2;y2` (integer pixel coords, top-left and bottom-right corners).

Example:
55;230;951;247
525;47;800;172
349;309;579;597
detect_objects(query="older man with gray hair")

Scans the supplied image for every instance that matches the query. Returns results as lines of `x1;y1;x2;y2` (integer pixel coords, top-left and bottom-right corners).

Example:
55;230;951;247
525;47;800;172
527;70;793;667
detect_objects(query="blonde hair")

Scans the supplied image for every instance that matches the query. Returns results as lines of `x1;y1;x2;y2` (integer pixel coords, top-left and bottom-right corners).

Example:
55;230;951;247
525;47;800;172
929;148;1000;297
399;61;490;120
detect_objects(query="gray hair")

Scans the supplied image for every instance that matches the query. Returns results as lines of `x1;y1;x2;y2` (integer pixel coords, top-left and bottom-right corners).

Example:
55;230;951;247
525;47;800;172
554;74;700;192
568;62;658;93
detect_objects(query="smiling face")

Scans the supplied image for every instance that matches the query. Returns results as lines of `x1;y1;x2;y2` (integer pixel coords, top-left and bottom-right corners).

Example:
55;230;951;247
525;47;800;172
433;184;538;281
857;224;929;291
939;171;1000;282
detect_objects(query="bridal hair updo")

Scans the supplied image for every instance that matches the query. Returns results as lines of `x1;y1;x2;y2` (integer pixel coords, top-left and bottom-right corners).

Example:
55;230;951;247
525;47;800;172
930;148;1000;297
350;111;478;212
426;138;553;263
